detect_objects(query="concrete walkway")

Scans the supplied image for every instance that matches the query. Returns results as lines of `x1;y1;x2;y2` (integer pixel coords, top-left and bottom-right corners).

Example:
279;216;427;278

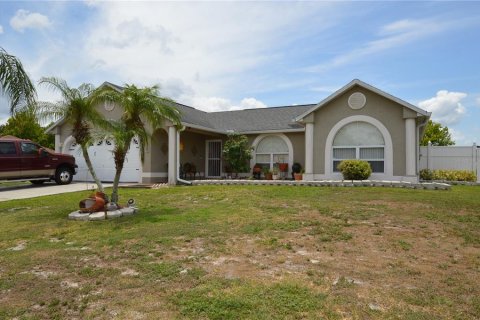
0;182;113;202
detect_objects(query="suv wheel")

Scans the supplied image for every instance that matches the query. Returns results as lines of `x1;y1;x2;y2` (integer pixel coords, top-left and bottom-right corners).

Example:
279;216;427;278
55;166;73;185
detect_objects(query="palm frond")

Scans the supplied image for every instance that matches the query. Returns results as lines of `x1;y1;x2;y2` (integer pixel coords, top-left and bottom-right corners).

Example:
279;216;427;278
0;47;37;113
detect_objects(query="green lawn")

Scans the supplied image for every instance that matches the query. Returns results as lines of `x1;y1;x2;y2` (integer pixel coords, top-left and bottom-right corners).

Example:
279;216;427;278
0;185;479;319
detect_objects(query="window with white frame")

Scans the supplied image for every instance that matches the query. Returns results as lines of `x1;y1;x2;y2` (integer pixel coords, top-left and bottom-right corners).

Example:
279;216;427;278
255;136;289;170
332;121;385;173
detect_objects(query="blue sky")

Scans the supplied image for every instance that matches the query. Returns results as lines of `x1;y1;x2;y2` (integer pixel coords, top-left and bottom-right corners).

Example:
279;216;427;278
1;1;479;144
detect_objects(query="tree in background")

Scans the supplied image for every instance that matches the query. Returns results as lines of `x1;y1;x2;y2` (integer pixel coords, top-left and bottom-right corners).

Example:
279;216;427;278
0;47;36;113
0;107;54;148
222;133;252;178
91;84;181;204
37;77;106;192
421;120;455;146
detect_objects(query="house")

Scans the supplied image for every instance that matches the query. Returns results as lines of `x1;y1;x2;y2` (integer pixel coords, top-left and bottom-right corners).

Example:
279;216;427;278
47;79;431;184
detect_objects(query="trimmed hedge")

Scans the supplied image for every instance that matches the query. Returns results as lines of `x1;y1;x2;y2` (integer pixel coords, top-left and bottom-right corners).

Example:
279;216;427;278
337;160;372;180
420;169;477;182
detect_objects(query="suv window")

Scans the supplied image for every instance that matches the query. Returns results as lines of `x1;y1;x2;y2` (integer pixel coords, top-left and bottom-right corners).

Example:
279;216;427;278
21;142;40;155
0;142;17;155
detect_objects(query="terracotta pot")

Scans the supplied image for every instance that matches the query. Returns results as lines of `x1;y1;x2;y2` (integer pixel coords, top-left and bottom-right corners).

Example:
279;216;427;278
279;163;288;172
294;173;303;181
264;173;273;180
79;195;106;213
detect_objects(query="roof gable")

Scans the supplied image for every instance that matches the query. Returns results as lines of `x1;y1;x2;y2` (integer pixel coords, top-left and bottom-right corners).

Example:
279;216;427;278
295;79;430;122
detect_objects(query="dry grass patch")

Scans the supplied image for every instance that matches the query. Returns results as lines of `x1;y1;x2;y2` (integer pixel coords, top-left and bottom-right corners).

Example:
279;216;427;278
0;185;479;319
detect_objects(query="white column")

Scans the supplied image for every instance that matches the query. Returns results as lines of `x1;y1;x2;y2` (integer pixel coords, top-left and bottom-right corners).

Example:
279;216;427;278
168;126;177;185
304;122;314;180
405;118;416;176
55;134;61;153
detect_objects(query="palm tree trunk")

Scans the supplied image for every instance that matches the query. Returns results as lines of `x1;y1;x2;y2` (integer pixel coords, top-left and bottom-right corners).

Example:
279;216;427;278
81;145;104;193
110;140;130;205
110;166;123;204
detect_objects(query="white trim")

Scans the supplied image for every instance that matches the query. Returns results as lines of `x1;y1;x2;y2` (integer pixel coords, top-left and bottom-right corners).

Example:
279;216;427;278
62;135;76;153
205;139;223;178
182;122;226;135
324;115;393;179
295;79;431;122
141;172;168;178
182;121;305;135
305;123;314;174
168;126;177;185
241;128;305;134
405;118;416;176
250;133;294;175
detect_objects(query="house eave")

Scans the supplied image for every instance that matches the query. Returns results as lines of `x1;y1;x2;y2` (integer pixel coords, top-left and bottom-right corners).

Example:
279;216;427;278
239;128;305;135
295;79;430;122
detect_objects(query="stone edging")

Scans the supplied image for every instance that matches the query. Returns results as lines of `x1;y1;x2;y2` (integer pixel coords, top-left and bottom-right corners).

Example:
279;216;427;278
420;180;479;186
68;207;138;221
191;180;451;190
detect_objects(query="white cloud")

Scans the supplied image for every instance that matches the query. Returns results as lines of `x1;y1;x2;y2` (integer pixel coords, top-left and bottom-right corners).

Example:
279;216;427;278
476;97;480;107
190;96;267;112
10;9;52;32
239;98;267;110
0;25;3;34
418;90;467;125
80;2;338;98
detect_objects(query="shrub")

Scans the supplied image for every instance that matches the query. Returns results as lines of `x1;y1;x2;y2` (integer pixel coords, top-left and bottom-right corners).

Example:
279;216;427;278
419;169;434;180
337;160;372;180
292;163;302;174
420;169;476;182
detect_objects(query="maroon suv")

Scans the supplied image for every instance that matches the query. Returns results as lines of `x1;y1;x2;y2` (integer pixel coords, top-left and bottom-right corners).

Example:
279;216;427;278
0;136;77;185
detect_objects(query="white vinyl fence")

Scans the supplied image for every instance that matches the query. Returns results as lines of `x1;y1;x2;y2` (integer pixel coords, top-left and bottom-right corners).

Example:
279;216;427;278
419;143;480;182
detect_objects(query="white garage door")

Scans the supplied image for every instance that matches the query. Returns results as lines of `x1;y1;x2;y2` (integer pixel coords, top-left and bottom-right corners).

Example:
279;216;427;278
66;138;141;183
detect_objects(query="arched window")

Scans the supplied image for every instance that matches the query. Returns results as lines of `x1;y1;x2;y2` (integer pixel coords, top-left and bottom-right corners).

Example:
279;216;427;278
332;121;385;172
255;135;289;170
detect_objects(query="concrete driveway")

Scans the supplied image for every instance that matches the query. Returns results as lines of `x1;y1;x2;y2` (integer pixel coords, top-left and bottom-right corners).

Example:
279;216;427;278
0;182;113;202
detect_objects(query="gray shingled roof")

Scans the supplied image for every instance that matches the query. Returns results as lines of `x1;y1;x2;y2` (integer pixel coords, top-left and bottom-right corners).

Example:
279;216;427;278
164;100;312;133
208;105;313;133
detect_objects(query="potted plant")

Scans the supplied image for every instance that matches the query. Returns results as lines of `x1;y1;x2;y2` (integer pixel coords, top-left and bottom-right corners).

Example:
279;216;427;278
291;162;302;179
278;163;288;173
294;169;304;181
263;167;273;180
272;167;279;180
252;164;262;179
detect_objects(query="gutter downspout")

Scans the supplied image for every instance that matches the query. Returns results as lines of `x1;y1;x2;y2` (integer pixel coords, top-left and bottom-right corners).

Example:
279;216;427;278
417;116;429;177
176;126;192;185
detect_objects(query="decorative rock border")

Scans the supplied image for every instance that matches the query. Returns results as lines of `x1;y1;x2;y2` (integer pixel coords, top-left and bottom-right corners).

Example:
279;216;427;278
420;180;479;186
68;207;138;221
191;179;451;190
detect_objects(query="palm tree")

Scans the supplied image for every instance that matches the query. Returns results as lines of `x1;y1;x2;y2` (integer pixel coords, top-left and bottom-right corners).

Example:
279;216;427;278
92;84;181;204
38;77;105;192
0;47;36;113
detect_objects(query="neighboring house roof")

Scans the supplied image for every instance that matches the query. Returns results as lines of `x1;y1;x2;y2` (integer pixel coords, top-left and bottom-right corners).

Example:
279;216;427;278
295;79;431;122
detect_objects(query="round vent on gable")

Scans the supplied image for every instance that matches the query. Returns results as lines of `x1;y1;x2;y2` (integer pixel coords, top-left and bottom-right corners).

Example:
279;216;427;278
348;92;366;110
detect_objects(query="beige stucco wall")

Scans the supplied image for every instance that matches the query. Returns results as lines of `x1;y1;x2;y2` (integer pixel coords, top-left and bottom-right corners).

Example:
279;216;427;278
312;85;407;176
285;132;305;168
57;102;127;150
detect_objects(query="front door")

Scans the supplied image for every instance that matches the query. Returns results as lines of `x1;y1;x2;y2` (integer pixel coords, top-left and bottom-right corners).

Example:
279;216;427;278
206;140;222;177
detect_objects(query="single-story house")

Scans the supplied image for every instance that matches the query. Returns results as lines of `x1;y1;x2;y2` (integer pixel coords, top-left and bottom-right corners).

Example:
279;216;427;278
47;79;431;184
